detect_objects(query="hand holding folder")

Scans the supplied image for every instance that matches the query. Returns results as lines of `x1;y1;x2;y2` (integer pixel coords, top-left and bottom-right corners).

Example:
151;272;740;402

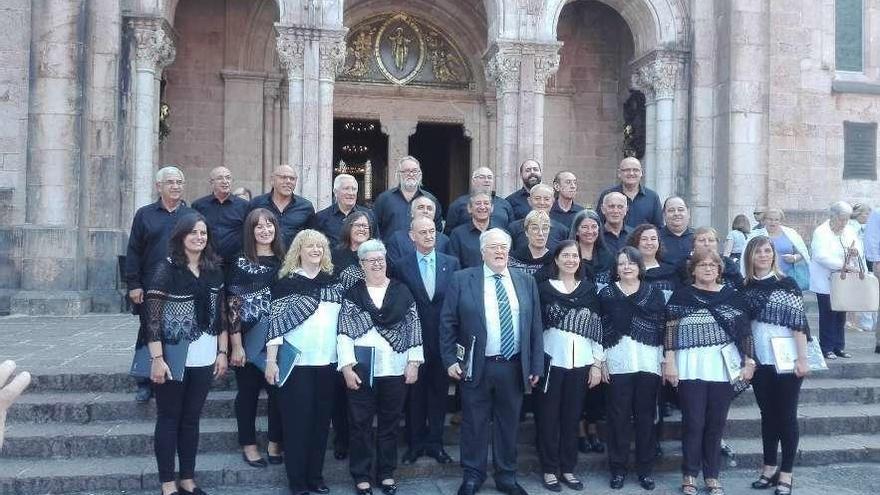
130;340;188;383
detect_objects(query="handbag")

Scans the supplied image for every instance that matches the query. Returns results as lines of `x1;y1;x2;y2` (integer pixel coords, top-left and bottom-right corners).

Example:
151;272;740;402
786;261;810;291
830;249;880;311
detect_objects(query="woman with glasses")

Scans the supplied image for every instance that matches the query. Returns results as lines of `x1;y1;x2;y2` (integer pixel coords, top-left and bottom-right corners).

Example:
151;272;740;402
510;210;556;277
664;250;755;495
338;239;423;495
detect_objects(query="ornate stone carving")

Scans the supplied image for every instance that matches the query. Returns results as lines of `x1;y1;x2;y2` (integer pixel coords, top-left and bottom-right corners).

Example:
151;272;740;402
632;50;683;100
485;47;521;93
130;19;176;70
319;34;348;80
650;57;679;99
276;27;307;78
533;47;560;90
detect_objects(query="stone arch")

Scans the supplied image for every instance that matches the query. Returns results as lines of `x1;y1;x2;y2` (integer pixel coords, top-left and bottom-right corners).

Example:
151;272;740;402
160;0;290;26
543;0;689;56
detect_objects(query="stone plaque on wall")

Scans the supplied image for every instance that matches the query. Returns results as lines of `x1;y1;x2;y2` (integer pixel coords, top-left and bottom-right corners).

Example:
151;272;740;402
835;0;863;72
843;121;877;180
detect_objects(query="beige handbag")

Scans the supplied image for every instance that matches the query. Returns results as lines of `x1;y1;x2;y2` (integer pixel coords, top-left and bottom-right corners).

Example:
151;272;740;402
830;250;879;311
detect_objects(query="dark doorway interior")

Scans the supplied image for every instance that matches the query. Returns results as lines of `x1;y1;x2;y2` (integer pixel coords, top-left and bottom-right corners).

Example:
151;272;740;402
408;123;471;211
332;119;388;205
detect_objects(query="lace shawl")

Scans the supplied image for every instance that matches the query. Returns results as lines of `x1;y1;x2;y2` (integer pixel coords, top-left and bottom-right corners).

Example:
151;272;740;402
333;248;366;290
743;276;811;337
665;285;753;357
144;258;225;345
226;256;280;335
645;263;680;292
338;279;423;353
266;271;343;341
509;245;554;277
538;279;603;342
599;282;667;348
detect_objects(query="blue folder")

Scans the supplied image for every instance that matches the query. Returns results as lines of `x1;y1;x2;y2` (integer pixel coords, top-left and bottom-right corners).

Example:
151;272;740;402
130;340;188;382
243;319;270;372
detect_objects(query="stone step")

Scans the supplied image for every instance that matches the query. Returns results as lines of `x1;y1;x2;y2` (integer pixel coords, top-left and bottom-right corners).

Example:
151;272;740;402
10;376;880;425
2;434;879;495
4;403;880;459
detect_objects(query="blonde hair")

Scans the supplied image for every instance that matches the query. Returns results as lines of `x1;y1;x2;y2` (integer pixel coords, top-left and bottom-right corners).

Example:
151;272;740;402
524;209;551;230
742;235;785;285
694;226;719;242
279;229;333;278
763;207;785;221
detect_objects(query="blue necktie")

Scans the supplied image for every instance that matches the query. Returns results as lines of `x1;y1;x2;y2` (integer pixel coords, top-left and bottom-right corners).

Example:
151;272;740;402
493;274;515;359
420;256;435;299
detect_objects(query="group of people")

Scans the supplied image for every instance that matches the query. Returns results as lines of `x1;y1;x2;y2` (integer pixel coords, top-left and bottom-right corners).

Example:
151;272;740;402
127;154;847;495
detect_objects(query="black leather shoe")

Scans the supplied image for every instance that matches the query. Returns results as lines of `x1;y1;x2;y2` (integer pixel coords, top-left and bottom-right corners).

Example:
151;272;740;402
135;383;152;402
308;484;330;494
541;474;562;492
638;475;656;491
577;436;590;454
875;345;880;354
380;482;397;495
267;453;283;464
496;482;528;495
425;448;453;464
560;474;583;491
334;449;348;460
241;452;267;468
588;434;606;453
457;481;479;495
355;486;372;495
179;487;208;495
610;474;625;489
401;448;422;465
834;350;853;358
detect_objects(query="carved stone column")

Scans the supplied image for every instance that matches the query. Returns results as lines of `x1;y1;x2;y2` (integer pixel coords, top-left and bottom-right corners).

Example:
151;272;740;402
276;25;347;208
485;41;560;195
263;78;282;190
130;18;176;210
381;119;419;189
631;70;656;187
634;51;681;201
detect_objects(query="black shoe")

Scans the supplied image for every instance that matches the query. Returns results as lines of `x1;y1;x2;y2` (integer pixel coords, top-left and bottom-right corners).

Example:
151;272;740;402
560;474;584;491
179;487;208;495
355;486;372;495
824;351;837;360
875;344;880;354
308;484;330;494
334;449;348;460
241;452;267;468
577;436;590;454
610;474;625;490
588;434;605;453
496;482;528;495
401;448;422;465
135;383;152;402
638;475;656;491
457;481;479;495
752;471;780;489
267;453;283;464
380;482;397;495
542;474;562;492
425;448;453;464
834;350;853;358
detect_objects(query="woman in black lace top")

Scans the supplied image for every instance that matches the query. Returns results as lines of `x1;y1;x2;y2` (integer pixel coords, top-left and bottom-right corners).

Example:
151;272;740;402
226;208;286;468
627;223;680;297
145;213;227;495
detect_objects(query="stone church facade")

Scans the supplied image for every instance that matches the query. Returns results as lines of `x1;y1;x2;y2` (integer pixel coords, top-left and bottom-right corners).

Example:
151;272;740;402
0;0;878;314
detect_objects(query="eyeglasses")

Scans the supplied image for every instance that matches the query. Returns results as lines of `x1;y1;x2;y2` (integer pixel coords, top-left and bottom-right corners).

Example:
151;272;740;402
361;257;386;265
484;243;509;252
527;225;551;233
473;174;493;180
695;262;719;270
211;175;232;182
399;169;421;176
162;179;185;186
351;223;370;231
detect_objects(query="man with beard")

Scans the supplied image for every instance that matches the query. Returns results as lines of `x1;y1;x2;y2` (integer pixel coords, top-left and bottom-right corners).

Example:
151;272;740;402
506;183;568;253
374;156;443;243
445;167;513;233
506;159;543;221
596;157;663;228
310;173;375;247
191;166;249;263
600;192;631;255
658;196;694;266
549;171;584;229
249;165;315;247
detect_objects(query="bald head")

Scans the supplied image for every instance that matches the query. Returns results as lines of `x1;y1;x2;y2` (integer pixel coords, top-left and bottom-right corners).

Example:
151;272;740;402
209;166;233;198
471;167;495;193
618;157;643;189
602;192;628;228
272;165;297;198
528;183;554;213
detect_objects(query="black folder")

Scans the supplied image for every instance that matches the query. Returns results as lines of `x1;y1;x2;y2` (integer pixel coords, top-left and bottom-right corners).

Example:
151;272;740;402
275;340;301;387
456;335;476;382
536;353;553;393
130;340;188;382
353;345;376;388
243;319;270;372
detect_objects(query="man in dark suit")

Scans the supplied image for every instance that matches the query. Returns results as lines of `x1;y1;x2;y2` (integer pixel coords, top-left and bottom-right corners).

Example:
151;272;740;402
393;216;461;466
385;196;453;261
439;228;544;495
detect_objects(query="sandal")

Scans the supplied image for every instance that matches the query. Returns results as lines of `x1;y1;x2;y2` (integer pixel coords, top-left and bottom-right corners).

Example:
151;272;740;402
775;480;793;495
706;478;725;495
682;476;697;495
752;470;780;489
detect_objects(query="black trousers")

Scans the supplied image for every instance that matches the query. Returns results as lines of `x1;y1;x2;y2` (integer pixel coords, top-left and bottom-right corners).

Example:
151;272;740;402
678;380;734;479
347;375;407;484
752;365;803;472
154;365;213;483
234;363;282;446
582;382;607;423
276;364;335;492
332;370;350;452
537;365;587;473
606;372;660;476
817;293;846;353
405;358;449;452
460;359;523;487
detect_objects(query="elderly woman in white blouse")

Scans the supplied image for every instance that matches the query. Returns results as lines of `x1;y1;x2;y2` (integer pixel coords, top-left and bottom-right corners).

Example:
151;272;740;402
809;201;863;359
337;239;424;495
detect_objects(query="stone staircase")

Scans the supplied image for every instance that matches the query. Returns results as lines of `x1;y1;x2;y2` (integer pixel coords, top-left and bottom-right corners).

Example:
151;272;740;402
2;301;880;494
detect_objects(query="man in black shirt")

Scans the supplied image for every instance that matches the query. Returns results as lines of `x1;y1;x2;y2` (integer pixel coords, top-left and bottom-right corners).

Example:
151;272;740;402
445;167;513;233
658;196;694;266
125;165;194;401
249;165;315;248
507;183;568;253
600;192;632;255
191;166;249;263
596;157;663;228
310;173;375;248
505;159;543;221
373;156;443;243
550;170;584;229
449;191;501;268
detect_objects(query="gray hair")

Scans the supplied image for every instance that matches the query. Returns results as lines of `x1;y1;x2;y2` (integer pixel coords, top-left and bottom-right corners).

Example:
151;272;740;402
479;228;512;251
397;155;421;171
468;190;492;205
155;165;184;183
409;195;435;216
603;191;627;206
333;174;357;191
529;183;553;196
829;201;853;219
357;239;387;260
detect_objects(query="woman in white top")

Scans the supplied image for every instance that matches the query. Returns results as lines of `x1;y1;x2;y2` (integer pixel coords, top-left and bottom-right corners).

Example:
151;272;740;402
741;236;810;495
535;240;604;492
724;214;751;263
664;250;755;495
599;246;666;491
337;239;423;495
265;229;342;495
808;201;862;359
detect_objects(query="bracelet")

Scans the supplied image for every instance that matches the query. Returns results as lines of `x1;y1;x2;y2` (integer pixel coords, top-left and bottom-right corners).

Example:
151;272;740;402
217;350;227;356
150;354;163;360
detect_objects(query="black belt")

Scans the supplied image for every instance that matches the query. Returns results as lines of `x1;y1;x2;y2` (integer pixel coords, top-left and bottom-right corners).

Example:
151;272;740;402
486;353;520;362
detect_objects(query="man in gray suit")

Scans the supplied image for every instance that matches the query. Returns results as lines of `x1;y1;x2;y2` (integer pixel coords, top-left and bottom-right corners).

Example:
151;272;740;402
439;228;544;495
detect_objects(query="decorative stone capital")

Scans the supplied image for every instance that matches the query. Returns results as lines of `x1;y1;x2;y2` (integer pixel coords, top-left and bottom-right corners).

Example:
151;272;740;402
275;25;308;79
631;50;685;100
485;45;522;94
532;45;561;91
129;17;177;71
318;30;349;81
485;41;561;94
